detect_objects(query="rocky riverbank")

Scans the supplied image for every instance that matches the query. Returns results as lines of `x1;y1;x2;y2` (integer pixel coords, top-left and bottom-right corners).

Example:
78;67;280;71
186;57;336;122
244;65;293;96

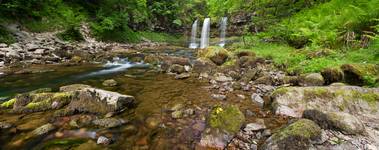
0;26;378;149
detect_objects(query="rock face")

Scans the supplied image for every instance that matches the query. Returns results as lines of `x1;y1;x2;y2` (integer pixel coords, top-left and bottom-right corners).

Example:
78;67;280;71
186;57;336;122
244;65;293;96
271;86;379;118
262;119;322;150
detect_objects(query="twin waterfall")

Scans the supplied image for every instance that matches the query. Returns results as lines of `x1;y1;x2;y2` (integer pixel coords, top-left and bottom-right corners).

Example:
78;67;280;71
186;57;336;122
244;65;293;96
189;17;228;49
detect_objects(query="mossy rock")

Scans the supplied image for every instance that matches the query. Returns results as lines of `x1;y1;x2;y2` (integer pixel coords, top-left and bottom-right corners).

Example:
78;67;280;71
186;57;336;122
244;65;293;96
0;98;16;108
208;105;245;133
321;67;344;85
341;64;379;86
9;92;74;112
262;119;321;149
236;51;256;58
198;46;231;66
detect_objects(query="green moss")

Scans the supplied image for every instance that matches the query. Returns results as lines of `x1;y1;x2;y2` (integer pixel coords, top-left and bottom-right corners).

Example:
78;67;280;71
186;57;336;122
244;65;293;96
209;105;245;133
38;138;86;150
273;119;321;141
1;98;16;108
24;92;73;111
304;87;332;100
272;87;290;97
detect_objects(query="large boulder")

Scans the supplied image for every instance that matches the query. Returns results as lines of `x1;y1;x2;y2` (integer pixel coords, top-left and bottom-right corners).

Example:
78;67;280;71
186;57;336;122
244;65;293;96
271;86;379;118
67;87;135;114
262;119;322;150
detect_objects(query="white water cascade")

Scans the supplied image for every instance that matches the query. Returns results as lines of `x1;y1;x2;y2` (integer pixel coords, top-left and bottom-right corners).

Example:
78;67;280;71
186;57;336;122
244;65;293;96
200;18;211;49
219;17;228;47
189;20;199;49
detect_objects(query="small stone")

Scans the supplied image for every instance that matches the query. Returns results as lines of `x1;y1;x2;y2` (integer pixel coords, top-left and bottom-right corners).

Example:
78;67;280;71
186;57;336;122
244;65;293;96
102;79;118;87
169;64;185;74
262;129;272;137
199;73;209;78
245;110;255;117
0;122;12;129
215;75;233;82
97;136;111;145
175;73;190;79
244;119;266;131
251;93;264;108
237;94;246;100
211;94;226;100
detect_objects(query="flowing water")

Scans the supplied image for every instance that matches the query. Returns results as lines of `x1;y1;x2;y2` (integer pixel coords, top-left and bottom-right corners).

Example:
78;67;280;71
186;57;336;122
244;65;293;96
219;17;228;47
189;20;199;49
200;18;210;49
0;48;286;150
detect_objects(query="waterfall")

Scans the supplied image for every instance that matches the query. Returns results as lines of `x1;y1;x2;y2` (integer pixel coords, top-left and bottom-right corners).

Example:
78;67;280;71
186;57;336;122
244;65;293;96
200;18;211;49
219;17;228;47
189;20;199;49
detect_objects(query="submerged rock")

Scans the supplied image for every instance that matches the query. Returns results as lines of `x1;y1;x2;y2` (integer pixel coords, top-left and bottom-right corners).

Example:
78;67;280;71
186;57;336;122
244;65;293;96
262;119;321;150
0;122;13;129
32;123;56;136
175;73;190;79
102;79;118;87
169;64;185;74
92;118;126;128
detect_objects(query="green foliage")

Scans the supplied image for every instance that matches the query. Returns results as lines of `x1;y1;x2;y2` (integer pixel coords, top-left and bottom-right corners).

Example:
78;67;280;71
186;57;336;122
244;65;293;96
269;0;379;48
57;26;84;42
0;26;15;44
138;31;184;43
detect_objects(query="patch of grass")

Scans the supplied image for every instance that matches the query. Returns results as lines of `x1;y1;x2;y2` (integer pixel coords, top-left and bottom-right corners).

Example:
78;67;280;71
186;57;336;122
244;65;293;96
231;36;379;76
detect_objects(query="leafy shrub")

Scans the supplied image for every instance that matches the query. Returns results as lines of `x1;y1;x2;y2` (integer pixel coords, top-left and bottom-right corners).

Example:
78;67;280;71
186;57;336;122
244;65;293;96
57;26;84;42
0;26;15;44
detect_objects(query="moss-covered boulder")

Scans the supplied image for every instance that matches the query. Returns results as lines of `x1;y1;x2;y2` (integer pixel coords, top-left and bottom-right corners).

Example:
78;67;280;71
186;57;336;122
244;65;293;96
198;46;231;66
208;105;245;133
321;67;344;85
262;119;321;150
300;73;325;86
198;105;245;149
341;64;379;86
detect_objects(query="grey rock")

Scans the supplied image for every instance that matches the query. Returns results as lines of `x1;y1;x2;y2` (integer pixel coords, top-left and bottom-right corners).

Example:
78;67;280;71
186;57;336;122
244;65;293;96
169;64;185;74
251;93;264;108
215;75;233;82
97;136;111;145
244;119;266;131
